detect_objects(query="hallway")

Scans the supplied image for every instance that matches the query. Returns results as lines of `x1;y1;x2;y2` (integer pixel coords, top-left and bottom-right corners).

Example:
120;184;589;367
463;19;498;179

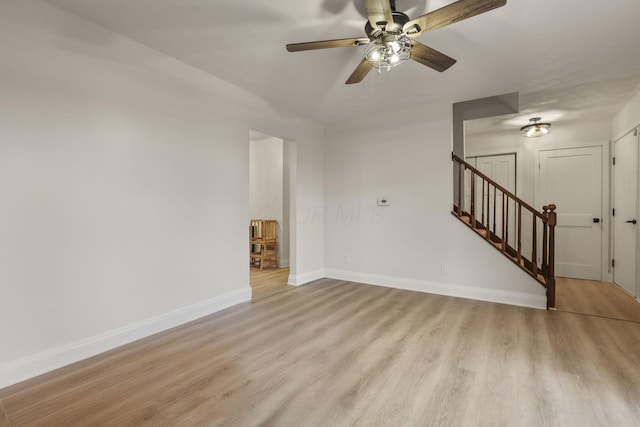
556;277;640;323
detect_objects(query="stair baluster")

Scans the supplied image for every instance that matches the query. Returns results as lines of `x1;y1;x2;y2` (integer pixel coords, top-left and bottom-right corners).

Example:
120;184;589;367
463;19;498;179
471;172;476;227
451;153;557;309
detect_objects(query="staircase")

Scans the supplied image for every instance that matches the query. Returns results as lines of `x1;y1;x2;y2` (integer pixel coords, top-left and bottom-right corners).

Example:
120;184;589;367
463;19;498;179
452;154;557;309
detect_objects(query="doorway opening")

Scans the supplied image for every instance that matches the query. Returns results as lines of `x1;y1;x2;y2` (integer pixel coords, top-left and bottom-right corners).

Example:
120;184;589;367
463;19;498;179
249;130;292;298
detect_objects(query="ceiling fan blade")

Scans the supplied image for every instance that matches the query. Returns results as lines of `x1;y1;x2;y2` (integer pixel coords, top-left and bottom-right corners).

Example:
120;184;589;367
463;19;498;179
365;0;394;29
346;59;374;84
286;38;370;52
410;41;457;72
403;0;506;37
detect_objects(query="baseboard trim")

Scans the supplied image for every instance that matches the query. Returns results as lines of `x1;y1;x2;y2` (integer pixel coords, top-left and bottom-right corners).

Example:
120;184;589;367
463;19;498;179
288;269;325;286
0;287;251;390
324;269;547;310
278;258;290;268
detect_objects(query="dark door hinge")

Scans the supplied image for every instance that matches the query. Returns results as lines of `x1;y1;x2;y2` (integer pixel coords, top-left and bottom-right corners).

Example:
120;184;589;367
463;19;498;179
613;208;616;216
613;157;616;165
612;259;615;268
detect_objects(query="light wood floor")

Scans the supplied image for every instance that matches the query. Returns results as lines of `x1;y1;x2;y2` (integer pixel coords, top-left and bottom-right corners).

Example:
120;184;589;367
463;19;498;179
2;279;640;426
556;277;640;323
250;266;290;299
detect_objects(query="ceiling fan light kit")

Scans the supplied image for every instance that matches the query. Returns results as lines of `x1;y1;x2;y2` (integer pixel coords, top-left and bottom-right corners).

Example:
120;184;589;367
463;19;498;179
285;0;507;84
520;117;551;138
365;34;412;71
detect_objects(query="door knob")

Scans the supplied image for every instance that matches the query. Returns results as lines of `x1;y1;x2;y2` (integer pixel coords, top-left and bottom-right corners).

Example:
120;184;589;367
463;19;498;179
625;219;637;224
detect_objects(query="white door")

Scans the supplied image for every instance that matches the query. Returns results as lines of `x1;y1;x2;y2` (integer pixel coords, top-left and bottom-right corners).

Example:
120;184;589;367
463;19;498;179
539;147;602;280
613;130;638;297
465;154;517;243
475;154;517;245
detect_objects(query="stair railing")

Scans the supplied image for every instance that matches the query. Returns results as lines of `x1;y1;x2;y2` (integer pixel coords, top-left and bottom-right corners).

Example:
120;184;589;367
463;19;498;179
452;154;556;308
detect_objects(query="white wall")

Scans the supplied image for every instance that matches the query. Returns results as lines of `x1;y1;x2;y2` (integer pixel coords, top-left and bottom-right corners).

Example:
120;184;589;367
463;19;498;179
249;137;289;266
324;103;546;309
282;141;292;266
0;0;324;387
466;119;612;281
466;119;612;206
250;138;283;222
613;88;640;140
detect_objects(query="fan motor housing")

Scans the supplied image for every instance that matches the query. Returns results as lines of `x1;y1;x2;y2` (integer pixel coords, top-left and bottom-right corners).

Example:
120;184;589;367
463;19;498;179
365;11;410;39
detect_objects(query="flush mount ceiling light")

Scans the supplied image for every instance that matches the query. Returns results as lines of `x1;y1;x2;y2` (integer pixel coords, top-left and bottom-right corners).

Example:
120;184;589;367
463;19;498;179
520;117;551;138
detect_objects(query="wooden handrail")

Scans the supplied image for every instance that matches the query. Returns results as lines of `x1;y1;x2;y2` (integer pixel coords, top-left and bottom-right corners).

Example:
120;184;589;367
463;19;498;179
452;153;557;309
452;154;546;220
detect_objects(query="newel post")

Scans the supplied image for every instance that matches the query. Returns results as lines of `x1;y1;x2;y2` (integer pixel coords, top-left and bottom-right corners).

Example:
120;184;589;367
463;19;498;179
545;204;557;309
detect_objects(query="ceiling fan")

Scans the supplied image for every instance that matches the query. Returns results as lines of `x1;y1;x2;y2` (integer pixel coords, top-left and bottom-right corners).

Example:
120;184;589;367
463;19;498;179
286;0;507;84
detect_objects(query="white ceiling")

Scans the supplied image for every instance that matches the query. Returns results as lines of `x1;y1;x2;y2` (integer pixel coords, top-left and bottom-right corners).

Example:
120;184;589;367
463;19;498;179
46;0;640;131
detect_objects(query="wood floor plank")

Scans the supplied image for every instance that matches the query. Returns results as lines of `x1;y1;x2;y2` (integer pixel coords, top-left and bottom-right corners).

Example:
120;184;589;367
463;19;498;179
0;400;12;427
2;279;640;426
250;266;289;299
556;277;640;322
2;281;368;424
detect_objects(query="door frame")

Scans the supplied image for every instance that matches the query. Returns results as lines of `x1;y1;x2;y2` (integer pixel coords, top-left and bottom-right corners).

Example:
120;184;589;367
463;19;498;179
465;152;518;194
466;148;524;198
248;131;297;284
612;128;640;298
534;143;610;282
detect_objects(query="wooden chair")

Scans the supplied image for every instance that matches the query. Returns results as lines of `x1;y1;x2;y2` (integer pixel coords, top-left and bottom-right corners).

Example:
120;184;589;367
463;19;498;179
250;219;278;270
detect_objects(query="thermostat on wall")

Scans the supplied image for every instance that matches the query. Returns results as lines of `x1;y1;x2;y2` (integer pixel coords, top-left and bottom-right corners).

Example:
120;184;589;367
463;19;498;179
377;197;390;206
